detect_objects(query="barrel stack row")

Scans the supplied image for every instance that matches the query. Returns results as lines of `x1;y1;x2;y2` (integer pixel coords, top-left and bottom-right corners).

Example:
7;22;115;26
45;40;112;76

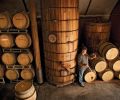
0;12;35;82
0;12;29;29
84;22;120;82
41;0;79;86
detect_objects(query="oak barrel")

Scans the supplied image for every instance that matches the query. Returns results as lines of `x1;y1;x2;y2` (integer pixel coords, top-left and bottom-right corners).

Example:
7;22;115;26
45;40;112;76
12;12;30;29
0;65;4;78
114;72;120;79
0;34;14;48
17;52;33;66
15;33;32;48
99;42;119;61
15;80;36;100
84;68;96;83
108;58;120;72
41;0;79;86
85;22;110;52
98;69;114;81
5;69;19;80
2;53;16;65
90;57;107;73
0;12;11;29
21;69;35;80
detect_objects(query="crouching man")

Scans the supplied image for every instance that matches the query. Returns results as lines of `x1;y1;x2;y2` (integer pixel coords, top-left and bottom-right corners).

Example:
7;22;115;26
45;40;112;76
78;47;96;87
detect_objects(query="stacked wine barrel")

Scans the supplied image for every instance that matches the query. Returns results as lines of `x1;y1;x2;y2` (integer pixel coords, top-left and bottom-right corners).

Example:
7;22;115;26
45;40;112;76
41;0;79;86
15;80;36;100
0;12;35;82
84;22;111;53
89;42;120;82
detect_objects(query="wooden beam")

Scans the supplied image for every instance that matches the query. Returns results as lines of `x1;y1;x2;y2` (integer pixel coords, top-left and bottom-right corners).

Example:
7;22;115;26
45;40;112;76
29;0;43;84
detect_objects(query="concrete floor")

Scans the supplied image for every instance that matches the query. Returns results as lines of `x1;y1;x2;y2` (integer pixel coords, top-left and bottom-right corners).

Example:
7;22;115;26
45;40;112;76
0;80;120;100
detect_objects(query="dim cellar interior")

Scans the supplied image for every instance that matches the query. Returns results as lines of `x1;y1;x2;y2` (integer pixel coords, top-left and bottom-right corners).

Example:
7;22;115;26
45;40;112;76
0;0;120;100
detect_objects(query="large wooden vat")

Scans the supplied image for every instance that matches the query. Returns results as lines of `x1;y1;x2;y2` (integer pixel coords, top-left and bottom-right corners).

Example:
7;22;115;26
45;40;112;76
12;12;30;29
41;0;79;86
90;57;107;73
0;34;14;48
99;42;119;61
15;33;32;48
98;69;114;81
17;52;33;66
15;81;36;100
0;12;11;29
108;58;120;72
85;22;110;52
2;53;16;65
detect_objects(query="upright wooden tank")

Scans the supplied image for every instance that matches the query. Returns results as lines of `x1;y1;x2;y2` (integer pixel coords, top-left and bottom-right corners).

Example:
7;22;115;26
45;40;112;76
41;0;79;86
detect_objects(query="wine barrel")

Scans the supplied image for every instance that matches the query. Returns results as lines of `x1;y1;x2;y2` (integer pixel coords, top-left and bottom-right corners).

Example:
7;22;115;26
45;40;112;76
45;60;76;70
90;57;107;73
84;68;96;83
0;12;11;29
99;42;119;61
2;53;16;65
108;58;120;72
98;69;114;81
21;69;35;80
17;52;33;66
85;22;110;52
12;12;30;29
44;40;78;53
114;72;120;79
0;34;14;48
15;33;32;48
41;0;79;86
0;65;4;78
15;80;36;100
5;69;19;80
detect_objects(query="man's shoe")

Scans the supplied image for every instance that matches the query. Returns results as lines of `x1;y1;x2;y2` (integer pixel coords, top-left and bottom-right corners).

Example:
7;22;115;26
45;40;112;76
80;83;85;87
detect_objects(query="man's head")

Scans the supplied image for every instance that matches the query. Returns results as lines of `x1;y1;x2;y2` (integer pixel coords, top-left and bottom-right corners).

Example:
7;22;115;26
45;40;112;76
82;47;87;55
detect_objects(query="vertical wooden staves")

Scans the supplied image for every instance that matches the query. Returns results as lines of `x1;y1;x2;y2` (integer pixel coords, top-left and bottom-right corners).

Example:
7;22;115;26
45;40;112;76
29;0;43;83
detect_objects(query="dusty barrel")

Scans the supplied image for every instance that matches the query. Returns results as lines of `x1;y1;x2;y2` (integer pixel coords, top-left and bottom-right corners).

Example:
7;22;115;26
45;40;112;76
114;72;120;79
5;69;19;80
85;22;110;52
2;53;16;65
90;57;107;73
15;81;36;100
12;12;30;29
84;68;96;83
41;0;79;86
108;58;120;72
0;12;11;29
0;34;14;48
17;52;33;66
99;42;119;61
98;69;114;81
15;33;32;48
0;65;4;78
21;69;35;80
